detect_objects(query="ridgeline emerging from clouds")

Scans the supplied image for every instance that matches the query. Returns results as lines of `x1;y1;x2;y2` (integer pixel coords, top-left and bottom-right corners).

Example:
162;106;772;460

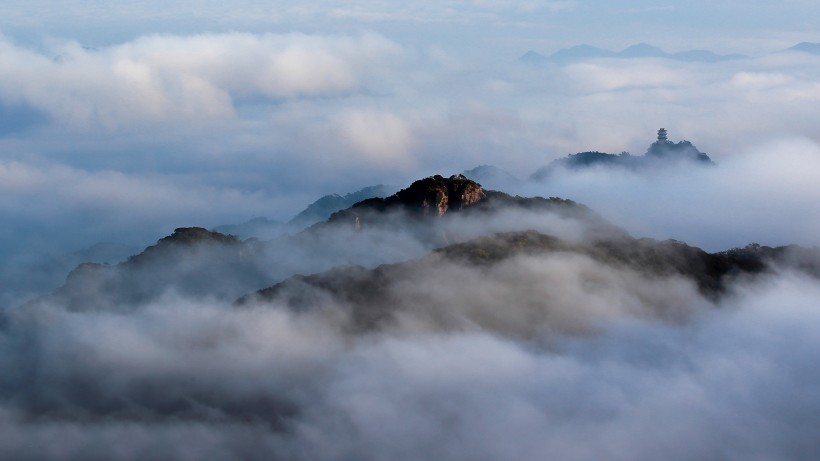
5;170;820;460
34;174;615;310
30;173;819;320
521;43;748;64
2;4;820;456
532;128;714;180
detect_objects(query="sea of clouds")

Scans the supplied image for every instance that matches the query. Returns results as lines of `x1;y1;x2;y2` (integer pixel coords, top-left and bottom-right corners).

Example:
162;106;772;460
1;13;820;458
2;30;819;305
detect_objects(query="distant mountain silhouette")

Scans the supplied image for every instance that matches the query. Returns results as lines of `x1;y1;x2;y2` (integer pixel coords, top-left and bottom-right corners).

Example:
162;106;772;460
521;43;746;64
788;42;820;55
532;128;714;181
550;44;615;61
619;43;667;58
213;217;285;240
214;184;399;239
72;242;140;265
289;184;399;228
519;50;550;65
461;165;519;191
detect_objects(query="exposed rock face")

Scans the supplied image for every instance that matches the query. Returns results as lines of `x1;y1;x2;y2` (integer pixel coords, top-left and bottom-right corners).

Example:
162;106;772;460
317;175;491;230
378;174;485;217
36;181;617;311
311;173;618;242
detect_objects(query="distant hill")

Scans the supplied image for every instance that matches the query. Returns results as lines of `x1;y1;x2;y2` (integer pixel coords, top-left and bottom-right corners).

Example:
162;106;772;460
214;184;399;239
619;43;667;58
519;50;549;65
461;165;519;191
788;42;820;55
521;43;746;64
213;217;286;240
550;44;615;61
72;242;140;265
531;128;714;181
289;184;399;228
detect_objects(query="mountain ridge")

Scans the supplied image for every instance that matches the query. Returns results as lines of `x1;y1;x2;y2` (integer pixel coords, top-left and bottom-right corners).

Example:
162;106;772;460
36;175;613;310
33;171;819;322
532;128;714;181
213;184;399;240
788;42;820;55
521;43;746;64
238;229;820;333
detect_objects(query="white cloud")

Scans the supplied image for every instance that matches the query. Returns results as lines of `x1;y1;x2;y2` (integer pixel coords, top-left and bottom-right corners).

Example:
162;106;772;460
0;33;401;129
565;60;695;92
337;109;416;165
1;267;818;459
0;157;298;262
519;138;820;251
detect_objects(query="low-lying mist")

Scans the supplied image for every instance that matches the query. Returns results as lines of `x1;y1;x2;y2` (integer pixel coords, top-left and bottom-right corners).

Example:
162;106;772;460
1;251;818;460
35;191;618;312
519;137;820;252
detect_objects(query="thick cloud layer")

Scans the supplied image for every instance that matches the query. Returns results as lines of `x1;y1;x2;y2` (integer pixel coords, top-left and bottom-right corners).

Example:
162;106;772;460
293;273;820;461
521;138;820;251
1;257;818;460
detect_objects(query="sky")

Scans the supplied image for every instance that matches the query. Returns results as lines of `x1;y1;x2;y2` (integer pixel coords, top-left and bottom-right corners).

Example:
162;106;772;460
1;1;820;299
